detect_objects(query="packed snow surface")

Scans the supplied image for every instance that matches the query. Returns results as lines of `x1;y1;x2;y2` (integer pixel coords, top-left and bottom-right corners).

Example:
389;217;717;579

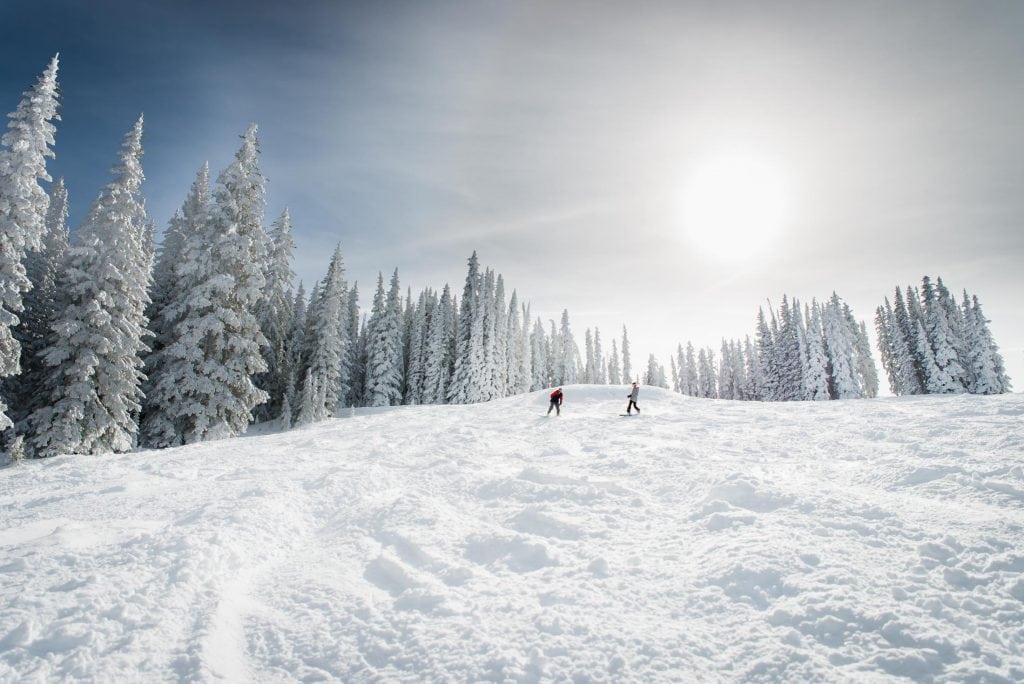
2;387;1024;682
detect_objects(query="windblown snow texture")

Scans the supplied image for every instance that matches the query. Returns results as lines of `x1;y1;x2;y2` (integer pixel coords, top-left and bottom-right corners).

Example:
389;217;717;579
2;386;1023;681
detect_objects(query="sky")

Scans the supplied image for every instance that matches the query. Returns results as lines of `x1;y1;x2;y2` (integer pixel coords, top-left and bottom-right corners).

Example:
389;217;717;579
2;0;1022;390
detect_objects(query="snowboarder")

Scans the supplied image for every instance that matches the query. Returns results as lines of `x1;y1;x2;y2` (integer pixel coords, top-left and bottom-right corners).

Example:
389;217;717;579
626;382;640;415
548;387;564;416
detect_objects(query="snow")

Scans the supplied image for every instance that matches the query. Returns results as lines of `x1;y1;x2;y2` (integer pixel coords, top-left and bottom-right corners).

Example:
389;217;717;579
2;386;1023;681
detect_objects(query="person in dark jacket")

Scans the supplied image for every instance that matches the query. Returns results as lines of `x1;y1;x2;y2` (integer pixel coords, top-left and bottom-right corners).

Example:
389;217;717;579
548;388;564;416
626;382;640;414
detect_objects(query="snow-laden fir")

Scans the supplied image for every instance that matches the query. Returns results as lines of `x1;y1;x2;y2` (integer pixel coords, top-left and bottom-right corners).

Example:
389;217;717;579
2;387;1023;681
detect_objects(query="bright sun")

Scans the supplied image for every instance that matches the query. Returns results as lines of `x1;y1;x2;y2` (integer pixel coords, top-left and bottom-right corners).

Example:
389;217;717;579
678;153;791;262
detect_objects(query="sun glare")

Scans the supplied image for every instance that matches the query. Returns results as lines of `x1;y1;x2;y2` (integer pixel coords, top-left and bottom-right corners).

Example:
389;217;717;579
678;153;791;262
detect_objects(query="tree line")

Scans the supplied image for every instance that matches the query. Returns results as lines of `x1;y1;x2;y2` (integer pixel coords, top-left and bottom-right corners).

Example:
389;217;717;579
0;57;641;461
665;293;880;401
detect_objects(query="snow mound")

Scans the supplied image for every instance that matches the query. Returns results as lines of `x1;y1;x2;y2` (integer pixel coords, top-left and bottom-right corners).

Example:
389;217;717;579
2;388;1023;681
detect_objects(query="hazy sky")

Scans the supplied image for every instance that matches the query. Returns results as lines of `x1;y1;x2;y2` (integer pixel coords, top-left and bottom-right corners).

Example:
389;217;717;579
2;0;1022;389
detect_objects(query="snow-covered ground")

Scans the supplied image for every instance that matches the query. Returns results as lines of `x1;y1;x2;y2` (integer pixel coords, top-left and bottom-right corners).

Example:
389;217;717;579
1;387;1023;682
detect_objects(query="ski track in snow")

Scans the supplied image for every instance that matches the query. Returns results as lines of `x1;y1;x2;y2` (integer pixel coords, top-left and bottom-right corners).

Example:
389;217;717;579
1;387;1023;682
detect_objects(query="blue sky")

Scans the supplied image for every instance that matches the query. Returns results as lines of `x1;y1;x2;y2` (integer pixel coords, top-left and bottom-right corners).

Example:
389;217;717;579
2;0;1023;387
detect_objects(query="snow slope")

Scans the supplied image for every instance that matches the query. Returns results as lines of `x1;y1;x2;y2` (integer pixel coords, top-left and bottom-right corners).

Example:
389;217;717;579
2;387;1023;682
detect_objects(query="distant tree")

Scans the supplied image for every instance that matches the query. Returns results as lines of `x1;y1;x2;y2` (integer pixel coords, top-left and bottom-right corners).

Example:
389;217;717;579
607;338;620;389
364;270;404;406
621;326;632;384
255;208;297;421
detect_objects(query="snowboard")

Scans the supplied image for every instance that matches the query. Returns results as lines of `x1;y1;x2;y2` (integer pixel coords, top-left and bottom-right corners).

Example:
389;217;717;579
619;413;637;417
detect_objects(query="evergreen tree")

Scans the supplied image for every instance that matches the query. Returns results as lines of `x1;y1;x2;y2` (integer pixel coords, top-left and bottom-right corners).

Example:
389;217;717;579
255;208;296;421
404;288;432;405
921;275;966;393
743;336;760;400
584;329;596;383
344;283;362;407
697;348;717;398
141;124;269;445
422;284;454;404
31;116;151;455
364;270;404;406
141;165;211;445
593;328;605;384
607;338;621;389
755;308;777;401
0;55;60;433
557;310;578;384
531;317;548;390
304;245;349;419
891;287;924;395
11;177;68;422
684;342;699;397
448;252;485;403
822;293;860;399
804;301;830;401
621;326;632;384
965;293;1011;394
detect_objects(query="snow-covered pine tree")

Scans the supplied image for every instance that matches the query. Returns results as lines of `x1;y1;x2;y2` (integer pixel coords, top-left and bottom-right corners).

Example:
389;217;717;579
31;116;151;456
822;293;861;399
697;348;717;398
584;329;596;384
644;353;659;387
492;275;508;398
684;341;699;397
937;277;968;376
889;287;924;395
965;293;1011;394
874;300;897;394
593;328;605;384
775;295;803;401
144;125;269;445
531;317;548;390
448;252;485;403
400;286;415;401
255;208;296;421
804;301;830;401
855;321;879;398
718;340;735;399
10;177;68;423
344;283;363;407
283;281;307;416
140;165;212;446
743;336;760;400
422;284;454;404
547;319;560;385
621;326;632;384
404;288;432;405
517;301;532;394
607;338;620;389
670;354;679;394
364;270;404;406
504;290;526;394
558;310;578;385
303;245;349;420
755;308;777;401
921;275;966;393
0;55;60;434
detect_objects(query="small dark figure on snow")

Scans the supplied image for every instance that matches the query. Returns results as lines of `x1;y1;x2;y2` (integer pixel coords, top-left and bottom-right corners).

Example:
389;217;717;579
626;382;640;414
548;388;564;416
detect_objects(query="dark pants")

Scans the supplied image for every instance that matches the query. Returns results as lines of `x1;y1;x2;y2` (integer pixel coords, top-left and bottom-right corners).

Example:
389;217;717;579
548;400;561;415
627;400;639;414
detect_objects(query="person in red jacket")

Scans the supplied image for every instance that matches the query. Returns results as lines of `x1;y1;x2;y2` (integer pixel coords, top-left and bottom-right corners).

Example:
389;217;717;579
547;387;564;416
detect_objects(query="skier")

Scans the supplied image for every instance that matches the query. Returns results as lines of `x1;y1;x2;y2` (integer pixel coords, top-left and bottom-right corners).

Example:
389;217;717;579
626;382;640;415
548;387;564;416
